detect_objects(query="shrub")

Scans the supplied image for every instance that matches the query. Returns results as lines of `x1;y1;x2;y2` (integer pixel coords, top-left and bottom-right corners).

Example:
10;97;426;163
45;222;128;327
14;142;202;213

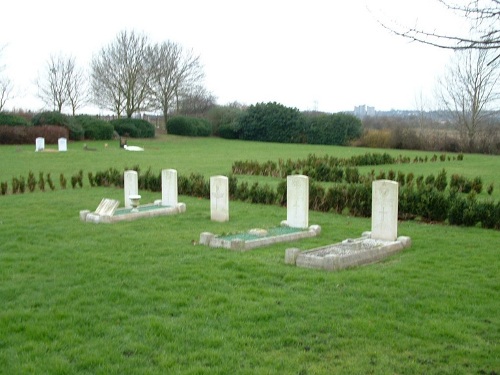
305;112;362;146
207;105;243;136
417;187;449;222
435;169;447;191
111;118;155;138
475;201;499;229
27;171;36;192
238;102;305;143
0;125;68;144
167;116;212;137
75;115;114;140
32;111;83;140
0;112;30;126
218;123;240;139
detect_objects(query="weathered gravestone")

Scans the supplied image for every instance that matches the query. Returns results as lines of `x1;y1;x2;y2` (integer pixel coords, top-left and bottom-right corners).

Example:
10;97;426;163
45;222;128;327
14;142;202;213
95;198;120;216
124;170;139;209
58;137;67;152
283;174;309;229
35;137;45;152
161;169;178;207
371;179;399;241
210;175;229;222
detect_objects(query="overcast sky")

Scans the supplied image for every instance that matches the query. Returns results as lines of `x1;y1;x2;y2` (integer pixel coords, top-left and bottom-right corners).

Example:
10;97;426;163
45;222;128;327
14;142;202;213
0;0;466;114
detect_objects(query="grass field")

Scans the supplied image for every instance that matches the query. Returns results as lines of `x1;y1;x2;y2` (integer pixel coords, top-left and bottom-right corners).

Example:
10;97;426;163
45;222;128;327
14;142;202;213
0;136;499;374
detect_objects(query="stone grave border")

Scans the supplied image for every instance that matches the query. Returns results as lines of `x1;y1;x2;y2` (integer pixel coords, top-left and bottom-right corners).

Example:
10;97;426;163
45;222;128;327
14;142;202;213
80;201;186;224
199;223;321;251
285;231;411;271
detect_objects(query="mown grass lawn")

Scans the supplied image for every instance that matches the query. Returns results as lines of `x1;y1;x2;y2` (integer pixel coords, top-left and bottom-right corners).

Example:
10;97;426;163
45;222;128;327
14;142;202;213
0;136;499;374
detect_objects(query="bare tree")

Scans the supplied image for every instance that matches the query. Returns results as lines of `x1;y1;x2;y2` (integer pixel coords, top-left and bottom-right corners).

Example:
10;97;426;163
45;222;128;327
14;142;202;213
436;48;500;151
66;63;88;116
0;45;13;111
177;84;216;116
91;30;151;118
379;1;500;61
37;54;73;111
147;41;204;128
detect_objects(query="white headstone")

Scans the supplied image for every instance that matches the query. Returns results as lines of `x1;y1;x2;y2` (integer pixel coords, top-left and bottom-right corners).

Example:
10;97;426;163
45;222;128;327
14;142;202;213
286;175;309;228
35;137;45;152
210;175;229;222
124;170;139;208
161;169;178;207
371;180;399;241
58;137;67;152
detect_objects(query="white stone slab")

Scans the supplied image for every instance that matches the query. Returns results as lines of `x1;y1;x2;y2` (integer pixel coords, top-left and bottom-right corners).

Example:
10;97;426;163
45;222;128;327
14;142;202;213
95;198;119;216
161;169;178;207
210;175;229;222
58;137;67;151
285;175;309;228
124;170;138;208
35;137;45;151
371;180;399;241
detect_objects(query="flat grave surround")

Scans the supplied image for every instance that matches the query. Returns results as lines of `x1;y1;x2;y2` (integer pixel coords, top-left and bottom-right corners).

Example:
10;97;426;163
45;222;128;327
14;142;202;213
200;224;321;251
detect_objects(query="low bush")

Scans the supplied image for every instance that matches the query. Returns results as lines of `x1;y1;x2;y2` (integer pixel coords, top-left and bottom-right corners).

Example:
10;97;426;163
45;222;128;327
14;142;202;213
0;125;68;144
31;111;83;140
167;116;212;137
0;112;30;126
111;118;155;138
75;115;114;140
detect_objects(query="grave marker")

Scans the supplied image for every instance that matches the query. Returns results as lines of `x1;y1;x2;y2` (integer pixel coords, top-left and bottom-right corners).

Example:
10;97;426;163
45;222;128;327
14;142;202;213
124;170;138;209
210;175;229;222
286;175;309;228
58;137;67;151
371;180;399;241
35;137;45;151
95;198;119;216
161;169;178;207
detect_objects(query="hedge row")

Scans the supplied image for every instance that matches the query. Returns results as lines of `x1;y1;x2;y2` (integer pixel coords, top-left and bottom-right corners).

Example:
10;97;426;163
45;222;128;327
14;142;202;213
232;152;464;178
0;125;69;145
167;116;212;137
3;167;498;230
0;112;156;144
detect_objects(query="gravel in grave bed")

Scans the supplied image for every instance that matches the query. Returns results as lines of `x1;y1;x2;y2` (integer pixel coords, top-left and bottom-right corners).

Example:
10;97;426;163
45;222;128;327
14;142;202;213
220;226;307;241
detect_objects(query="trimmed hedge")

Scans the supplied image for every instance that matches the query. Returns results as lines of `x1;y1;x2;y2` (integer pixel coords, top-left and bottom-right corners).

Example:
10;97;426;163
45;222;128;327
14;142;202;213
110;118;155;138
0;112;30;126
304;112;363;146
74;115;114;140
238;102;305;143
167;116;212;137
32;111;84;140
0;125;68;144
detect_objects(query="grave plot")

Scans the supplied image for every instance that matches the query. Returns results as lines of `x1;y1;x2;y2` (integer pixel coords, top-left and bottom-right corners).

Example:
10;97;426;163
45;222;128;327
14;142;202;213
200;175;321;251
285;180;412;271
80;169;186;223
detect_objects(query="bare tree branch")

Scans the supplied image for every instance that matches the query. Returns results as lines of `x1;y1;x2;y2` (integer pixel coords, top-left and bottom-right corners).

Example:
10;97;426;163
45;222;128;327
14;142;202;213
377;0;500;61
436;49;500;151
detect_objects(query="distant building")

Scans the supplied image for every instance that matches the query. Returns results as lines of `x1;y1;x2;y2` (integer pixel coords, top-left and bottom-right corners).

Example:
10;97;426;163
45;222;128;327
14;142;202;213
354;105;375;118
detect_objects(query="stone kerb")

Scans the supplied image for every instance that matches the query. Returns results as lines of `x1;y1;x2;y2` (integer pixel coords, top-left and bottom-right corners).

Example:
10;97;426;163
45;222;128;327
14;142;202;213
285;180;411;271
210;175;229;222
